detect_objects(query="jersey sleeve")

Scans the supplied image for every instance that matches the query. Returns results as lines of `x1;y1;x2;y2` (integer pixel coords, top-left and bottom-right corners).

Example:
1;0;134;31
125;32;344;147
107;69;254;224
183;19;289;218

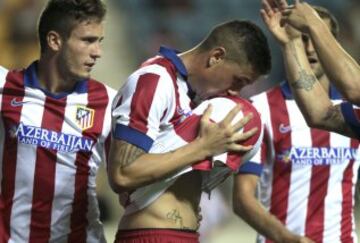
340;102;360;138
112;65;173;152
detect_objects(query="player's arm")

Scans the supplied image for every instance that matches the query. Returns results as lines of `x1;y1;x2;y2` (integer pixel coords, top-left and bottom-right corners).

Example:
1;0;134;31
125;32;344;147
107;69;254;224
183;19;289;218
233;174;313;243
282;38;355;137
108;105;257;193
261;0;355;137
280;0;360;105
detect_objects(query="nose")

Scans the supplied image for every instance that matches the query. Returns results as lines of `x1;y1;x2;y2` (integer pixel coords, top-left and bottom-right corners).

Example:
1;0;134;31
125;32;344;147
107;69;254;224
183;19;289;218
304;38;315;55
91;42;102;59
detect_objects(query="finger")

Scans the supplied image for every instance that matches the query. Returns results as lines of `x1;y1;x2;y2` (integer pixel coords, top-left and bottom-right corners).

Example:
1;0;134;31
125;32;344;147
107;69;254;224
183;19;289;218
295;0;301;6
232;112;253;132
276;0;289;9
201;104;212;122
281;9;292;16
260;9;271;27
261;0;274;15
221;104;242;125
233;127;258;142
227;143;254;152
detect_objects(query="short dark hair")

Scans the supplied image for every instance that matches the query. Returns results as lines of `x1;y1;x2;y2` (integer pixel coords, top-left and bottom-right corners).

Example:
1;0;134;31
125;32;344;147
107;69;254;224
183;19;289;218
38;0;106;52
198;20;271;75
312;5;339;38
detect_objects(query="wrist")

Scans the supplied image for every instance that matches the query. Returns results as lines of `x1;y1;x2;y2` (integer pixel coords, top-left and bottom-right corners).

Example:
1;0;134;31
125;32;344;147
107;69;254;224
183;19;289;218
280;37;302;49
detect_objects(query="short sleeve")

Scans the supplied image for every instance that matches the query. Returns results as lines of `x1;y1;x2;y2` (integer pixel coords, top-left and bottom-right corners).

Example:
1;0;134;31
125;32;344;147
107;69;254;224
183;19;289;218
112;65;174;152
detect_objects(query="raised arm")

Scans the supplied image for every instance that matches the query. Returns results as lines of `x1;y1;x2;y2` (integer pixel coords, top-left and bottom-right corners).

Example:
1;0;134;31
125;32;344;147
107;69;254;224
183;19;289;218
281;0;360;105
261;0;356;137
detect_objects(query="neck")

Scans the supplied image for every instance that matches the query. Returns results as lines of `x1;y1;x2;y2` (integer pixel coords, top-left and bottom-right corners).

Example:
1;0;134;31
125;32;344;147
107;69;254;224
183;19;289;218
179;47;204;89
37;56;78;94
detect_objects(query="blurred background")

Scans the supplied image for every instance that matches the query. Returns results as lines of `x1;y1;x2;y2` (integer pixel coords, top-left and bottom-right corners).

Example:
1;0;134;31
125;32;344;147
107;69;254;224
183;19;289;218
0;0;359;242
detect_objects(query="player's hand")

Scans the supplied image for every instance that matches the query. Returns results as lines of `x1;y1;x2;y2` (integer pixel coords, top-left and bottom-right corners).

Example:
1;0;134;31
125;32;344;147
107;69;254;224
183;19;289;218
198;104;257;156
280;0;322;35
261;0;301;45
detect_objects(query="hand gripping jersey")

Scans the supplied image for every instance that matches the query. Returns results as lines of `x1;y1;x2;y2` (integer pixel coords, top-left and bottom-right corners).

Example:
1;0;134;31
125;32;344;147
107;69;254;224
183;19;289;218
112;46;263;215
0;63;116;243
239;82;360;243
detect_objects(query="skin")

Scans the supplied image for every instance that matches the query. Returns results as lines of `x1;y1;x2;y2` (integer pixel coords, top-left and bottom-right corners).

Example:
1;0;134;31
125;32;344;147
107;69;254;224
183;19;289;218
269;0;356;138
108;41;263;230
280;1;360;105
232;1;351;243
37;19;104;94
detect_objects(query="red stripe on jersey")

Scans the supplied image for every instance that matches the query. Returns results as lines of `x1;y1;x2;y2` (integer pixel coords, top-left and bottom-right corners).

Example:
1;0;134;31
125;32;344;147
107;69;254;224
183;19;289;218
267;88;292;226
68;80;108;242
0;70;25;243
340;139;358;243
304;128;330;242
129;73;160;133
29;97;66;243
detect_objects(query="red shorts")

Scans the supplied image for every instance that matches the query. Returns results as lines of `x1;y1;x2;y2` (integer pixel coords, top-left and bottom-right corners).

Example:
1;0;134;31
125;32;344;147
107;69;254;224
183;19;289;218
114;228;199;243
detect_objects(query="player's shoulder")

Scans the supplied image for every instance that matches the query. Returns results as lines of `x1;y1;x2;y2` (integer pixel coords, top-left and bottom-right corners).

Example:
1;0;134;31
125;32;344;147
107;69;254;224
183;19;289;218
87;78;117;99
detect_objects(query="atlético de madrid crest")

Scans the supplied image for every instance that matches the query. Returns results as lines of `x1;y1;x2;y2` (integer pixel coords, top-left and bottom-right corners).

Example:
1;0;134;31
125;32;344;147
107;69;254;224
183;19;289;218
75;106;95;130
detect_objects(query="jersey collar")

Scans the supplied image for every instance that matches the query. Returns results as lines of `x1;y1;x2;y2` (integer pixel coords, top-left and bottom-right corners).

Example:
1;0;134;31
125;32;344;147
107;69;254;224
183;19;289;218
24;61;88;99
158;46;195;99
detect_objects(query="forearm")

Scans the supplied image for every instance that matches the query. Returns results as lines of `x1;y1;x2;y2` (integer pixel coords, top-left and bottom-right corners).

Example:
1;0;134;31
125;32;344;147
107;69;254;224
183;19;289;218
108;138;210;192
233;175;300;242
281;38;332;126
309;21;360;104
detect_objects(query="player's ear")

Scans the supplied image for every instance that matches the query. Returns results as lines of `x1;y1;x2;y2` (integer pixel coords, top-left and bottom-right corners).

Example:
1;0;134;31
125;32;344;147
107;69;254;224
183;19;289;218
208;47;226;67
47;31;62;52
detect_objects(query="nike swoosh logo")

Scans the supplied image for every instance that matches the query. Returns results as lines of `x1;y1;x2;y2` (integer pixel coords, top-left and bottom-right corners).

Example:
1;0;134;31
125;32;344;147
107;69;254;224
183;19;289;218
279;123;291;133
10;98;29;107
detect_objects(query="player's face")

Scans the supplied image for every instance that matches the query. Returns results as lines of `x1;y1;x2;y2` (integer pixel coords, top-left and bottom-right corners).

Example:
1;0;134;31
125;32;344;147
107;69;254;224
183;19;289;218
58;20;104;81
303;18;332;79
195;60;259;99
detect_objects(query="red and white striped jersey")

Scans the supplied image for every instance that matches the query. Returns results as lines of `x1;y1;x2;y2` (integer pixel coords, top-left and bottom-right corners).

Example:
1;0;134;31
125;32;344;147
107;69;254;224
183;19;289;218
0;62;116;243
239;82;360;243
112;47;262;214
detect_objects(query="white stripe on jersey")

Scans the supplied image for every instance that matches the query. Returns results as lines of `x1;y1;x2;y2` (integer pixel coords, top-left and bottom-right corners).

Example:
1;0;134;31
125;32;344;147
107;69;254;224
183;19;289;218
285;100;312;235
10;87;46;242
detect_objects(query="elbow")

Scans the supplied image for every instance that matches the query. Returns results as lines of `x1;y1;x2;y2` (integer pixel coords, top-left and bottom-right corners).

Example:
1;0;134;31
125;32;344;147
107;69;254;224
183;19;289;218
303;115;324;130
232;196;248;218
108;171;135;193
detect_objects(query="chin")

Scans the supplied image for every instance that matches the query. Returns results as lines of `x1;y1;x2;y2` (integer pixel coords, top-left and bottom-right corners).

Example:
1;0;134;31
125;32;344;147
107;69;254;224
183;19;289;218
75;72;91;80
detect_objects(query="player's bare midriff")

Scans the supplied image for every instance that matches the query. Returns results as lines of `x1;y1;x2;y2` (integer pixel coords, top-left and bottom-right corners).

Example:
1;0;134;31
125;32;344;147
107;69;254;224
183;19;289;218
118;170;202;231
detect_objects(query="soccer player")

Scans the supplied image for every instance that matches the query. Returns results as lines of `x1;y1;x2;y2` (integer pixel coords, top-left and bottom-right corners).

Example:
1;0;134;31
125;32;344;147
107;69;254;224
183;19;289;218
233;1;359;243
266;0;360;139
108;20;271;242
0;0;115;242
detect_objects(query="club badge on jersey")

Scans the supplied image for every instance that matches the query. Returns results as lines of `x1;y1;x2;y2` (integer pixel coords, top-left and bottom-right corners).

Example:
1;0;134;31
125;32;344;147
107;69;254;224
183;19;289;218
76;106;95;130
